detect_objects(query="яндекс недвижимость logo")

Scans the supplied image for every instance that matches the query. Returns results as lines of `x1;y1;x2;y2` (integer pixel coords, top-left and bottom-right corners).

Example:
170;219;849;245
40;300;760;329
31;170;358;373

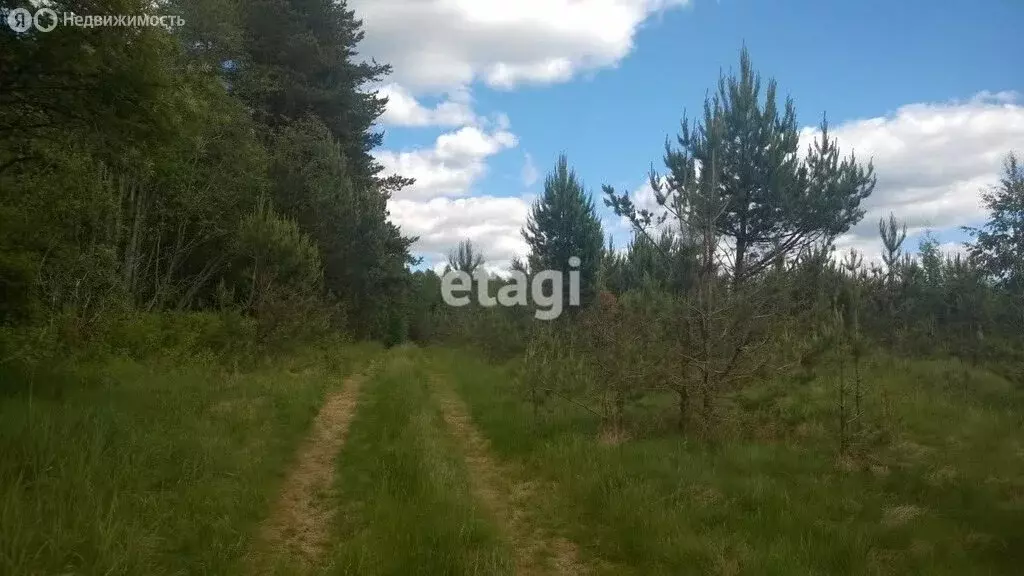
6;6;184;33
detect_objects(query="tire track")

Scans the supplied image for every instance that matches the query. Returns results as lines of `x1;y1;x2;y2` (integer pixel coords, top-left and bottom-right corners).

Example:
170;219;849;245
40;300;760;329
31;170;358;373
432;374;589;576
249;371;367;574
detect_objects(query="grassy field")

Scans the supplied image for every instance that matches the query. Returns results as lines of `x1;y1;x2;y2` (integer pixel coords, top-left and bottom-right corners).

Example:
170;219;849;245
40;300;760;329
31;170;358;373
0;339;381;576
436;348;1024;575
3;342;1022;575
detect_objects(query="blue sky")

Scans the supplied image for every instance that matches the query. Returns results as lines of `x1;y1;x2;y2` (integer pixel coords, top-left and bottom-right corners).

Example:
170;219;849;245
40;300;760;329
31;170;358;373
350;0;1024;270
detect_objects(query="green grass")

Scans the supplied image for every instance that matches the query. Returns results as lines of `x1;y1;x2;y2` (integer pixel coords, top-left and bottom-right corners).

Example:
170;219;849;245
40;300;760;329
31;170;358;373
432;347;1024;575
5;336;1022;575
321;346;514;575
0;340;381;576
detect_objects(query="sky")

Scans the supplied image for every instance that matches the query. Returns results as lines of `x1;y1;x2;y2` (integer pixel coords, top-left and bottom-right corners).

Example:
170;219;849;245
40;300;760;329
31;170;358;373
347;0;1024;271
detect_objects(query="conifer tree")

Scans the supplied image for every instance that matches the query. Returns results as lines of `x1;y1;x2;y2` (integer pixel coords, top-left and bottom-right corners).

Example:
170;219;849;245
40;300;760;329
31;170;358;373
234;0;391;187
522;155;604;309
447;240;486;274
606;47;876;286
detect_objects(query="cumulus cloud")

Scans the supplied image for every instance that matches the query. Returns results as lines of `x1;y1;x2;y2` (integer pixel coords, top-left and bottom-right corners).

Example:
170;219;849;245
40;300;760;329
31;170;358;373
800;92;1024;259
350;0;691;91
389;196;533;269
355;1;695;265
939;241;970;260
377;83;478;127
374;125;518;200
603;174;681;246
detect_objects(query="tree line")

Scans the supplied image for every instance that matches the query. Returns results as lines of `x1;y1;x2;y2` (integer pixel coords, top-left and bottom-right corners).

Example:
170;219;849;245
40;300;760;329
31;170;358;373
1;0;415;350
416;49;1023;444
2;1;1021;434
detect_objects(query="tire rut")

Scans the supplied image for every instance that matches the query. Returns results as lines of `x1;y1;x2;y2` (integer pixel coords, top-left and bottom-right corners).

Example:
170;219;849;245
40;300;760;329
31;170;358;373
248;371;366;574
432;375;589;576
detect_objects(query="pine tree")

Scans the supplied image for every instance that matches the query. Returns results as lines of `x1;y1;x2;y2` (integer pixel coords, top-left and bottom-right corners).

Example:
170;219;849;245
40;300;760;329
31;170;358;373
880;213;908;286
605;47;876;286
234;0;393;188
267;116;414;338
226;0;419;339
522;155;604;309
447;240;485;274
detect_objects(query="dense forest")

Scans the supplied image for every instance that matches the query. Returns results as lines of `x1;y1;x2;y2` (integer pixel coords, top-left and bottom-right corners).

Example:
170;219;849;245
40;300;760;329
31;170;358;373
2;0;1021;376
1;0;415;351
2;1;1023;574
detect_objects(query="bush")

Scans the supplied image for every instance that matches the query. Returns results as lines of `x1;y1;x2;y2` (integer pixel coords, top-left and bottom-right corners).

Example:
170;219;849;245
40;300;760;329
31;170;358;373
93;310;258;360
232;197;332;346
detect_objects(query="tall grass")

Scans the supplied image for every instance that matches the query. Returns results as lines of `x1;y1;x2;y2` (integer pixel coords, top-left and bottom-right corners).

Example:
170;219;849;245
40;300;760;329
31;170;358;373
435;348;1024;575
322;346;514;575
0;314;380;575
5;322;1021;575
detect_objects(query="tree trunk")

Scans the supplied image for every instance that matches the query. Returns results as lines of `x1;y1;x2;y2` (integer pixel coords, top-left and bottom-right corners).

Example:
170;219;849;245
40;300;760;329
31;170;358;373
838;353;847;454
734;234;747;287
676;387;689;432
853;353;862;435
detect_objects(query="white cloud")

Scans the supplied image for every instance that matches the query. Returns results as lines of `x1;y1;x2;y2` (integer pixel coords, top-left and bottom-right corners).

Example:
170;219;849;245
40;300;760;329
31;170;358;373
492;112;512;131
632;175;672;220
374;125;518;200
350;0;691;91
799;92;1024;259
486;58;574;90
356;1;694;267
604;175;680;246
389;195;533;269
938;241;970;260
521;152;539;186
378;83;478;128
